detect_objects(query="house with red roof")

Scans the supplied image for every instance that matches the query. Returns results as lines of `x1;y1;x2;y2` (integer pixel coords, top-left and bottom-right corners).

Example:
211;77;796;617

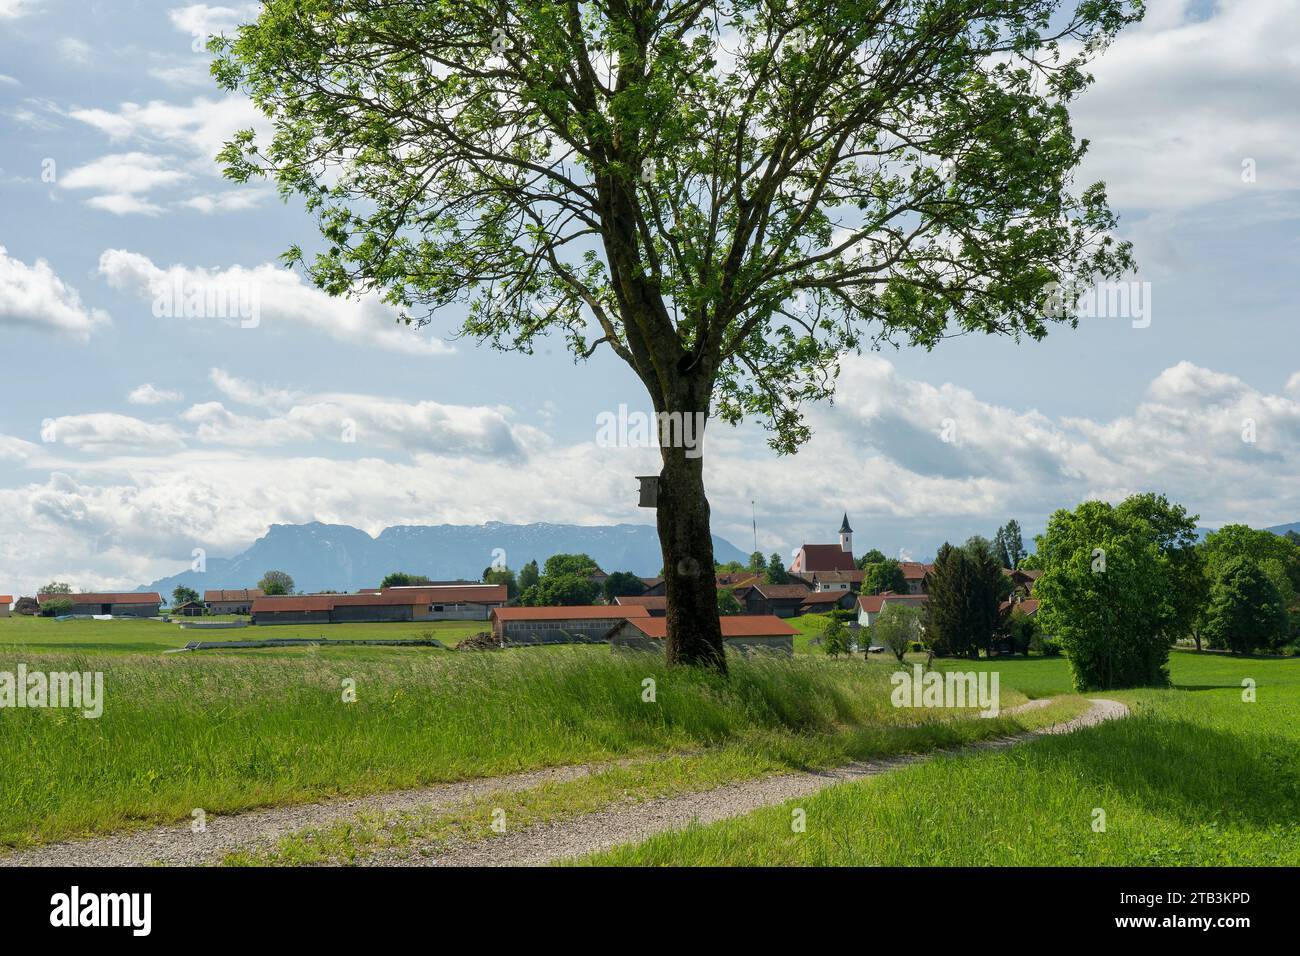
607;615;798;656
856;591;929;628
0;595;11;618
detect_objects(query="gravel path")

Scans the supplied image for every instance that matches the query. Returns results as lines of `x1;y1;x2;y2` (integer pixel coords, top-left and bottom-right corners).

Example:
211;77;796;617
400;697;1129;867
0;760;626;868
0;697;1126;867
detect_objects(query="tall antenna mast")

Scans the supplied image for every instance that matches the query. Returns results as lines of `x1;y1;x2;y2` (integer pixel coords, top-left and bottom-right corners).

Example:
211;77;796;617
751;500;757;554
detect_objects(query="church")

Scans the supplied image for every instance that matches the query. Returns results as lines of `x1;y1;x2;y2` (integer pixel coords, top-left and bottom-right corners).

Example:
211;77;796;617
790;514;857;574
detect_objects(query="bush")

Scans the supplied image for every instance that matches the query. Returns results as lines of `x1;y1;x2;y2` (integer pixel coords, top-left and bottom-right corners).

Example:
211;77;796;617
39;598;74;618
1029;631;1062;656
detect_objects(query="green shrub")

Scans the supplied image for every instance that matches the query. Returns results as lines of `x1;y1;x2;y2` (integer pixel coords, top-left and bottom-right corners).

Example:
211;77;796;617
38;599;74;618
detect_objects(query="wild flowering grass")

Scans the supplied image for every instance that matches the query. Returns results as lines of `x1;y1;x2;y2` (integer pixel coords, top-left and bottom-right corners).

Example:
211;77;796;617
0;645;1027;848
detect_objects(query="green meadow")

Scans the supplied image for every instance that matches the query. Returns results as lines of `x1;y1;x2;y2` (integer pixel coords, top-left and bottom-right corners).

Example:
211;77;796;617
0;615;1052;850
582;650;1300;866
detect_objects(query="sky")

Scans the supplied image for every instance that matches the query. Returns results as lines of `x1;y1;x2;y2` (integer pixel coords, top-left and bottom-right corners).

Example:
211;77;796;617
1;0;1299;594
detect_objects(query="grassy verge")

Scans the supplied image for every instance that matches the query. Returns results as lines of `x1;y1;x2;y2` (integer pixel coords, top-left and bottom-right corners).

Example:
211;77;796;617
580;653;1300;865
224;695;1087;866
0;643;1030;849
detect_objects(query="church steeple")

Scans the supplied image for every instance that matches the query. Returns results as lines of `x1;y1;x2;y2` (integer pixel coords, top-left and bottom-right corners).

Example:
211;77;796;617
839;513;853;554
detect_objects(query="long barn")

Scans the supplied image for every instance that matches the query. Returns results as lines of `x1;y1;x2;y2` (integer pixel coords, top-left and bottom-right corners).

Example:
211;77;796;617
251;585;508;626
490;605;650;644
36;592;163;617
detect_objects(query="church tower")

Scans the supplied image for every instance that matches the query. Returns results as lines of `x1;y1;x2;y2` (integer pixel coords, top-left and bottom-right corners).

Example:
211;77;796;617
839;513;853;555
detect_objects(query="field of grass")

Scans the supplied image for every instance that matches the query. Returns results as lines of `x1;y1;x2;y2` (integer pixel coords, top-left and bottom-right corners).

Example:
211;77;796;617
0;614;487;656
582;651;1300;866
0;616;1055;850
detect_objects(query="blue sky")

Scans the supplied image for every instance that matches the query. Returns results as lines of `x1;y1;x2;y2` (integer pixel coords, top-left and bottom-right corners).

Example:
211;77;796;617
2;0;1299;593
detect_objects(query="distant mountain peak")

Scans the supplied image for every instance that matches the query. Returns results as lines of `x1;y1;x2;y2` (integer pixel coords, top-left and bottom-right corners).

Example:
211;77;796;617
142;520;746;595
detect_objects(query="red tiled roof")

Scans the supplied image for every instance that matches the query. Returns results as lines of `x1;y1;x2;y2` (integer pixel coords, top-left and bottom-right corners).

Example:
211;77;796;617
1000;598;1040;616
0;595;12;604
857;592;929;614
38;592;162;605
623;615;798;639
252;595;335;614
204;589;264;603
614;595;666;610
800;590;849;605
252;584;508;614
812;570;865;584
716;572;763;588
751;583;813;599
795;544;856;572
900;562;934;580
491;605;650;622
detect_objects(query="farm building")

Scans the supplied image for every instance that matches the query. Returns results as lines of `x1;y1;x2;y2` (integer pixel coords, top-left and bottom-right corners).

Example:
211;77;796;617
36;592;163;617
799;590;857;614
607;615;798;656
613;594;666;617
899;562;935;594
172;600;206;617
490;605;650;644
252;584;508;626
204;589;264;615
857;591;929;628
735;582;812;617
0;595;11;618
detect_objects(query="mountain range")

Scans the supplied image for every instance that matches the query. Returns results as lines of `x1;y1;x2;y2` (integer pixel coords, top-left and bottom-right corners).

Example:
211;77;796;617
142;521;749;595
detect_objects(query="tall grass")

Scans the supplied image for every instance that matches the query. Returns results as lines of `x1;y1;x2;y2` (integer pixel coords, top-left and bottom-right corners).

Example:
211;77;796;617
583;654;1300;866
0;646;1025;848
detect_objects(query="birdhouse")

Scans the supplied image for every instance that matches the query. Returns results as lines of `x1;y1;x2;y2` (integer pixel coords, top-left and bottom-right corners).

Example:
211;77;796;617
636;475;659;508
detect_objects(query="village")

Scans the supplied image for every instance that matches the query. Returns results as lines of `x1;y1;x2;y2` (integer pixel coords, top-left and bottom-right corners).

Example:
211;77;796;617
7;514;1044;658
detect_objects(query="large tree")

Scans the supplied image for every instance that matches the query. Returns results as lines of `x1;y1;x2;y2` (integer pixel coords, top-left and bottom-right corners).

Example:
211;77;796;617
1203;557;1287;656
924;542;999;658
215;0;1139;668
1034;495;1200;689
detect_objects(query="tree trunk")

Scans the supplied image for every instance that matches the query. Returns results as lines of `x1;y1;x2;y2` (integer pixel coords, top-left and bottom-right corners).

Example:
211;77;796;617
657;439;726;671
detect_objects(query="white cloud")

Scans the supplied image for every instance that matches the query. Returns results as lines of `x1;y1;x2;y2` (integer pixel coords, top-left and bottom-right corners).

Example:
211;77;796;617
68;96;263;171
0;0;38;19
97;249;455;355
147;63;214;88
1075;0;1300;212
208;368;299;408
61;152;191;196
45;414;185;453
178;189;268;214
168;3;260;38
57;38;92;64
128;384;185;406
0;247;110;341
86;194;166;216
60;152;192;214
4;356;1300;592
0;74;19;86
